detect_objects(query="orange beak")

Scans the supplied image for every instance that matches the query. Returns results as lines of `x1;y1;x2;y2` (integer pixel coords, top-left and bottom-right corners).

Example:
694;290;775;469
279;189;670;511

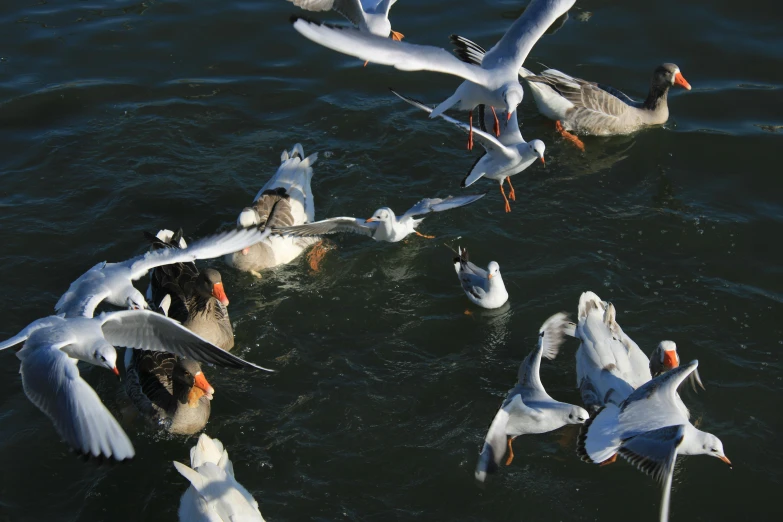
194;371;215;400
488;273;493;280
674;71;691;90
365;217;378;223
212;282;229;306
663;350;679;370
540;157;545;165
506;112;512;121
112;366;120;377
719;455;732;467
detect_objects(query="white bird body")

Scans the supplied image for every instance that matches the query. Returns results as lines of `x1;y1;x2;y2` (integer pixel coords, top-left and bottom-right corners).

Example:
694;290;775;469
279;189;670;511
288;0;398;38
453;246;508;309
275;194;485;243
175;434;265;522
578;360;730;522
476;313;589;482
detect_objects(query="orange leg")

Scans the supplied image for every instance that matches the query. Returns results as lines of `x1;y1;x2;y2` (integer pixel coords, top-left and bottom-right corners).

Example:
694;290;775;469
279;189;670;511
599;453;617;466
490;106;501;137
555;120;585;152
506;177;516;201
391;30;404;41
467;110;474;150
505;437;517;466
306;240;330;272
499;182;511;213
414;230;435;239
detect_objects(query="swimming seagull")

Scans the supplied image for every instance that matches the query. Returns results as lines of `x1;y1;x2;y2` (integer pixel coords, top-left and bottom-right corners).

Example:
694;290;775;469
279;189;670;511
475;313;589;482
578;360;730;522
55;210;280;318
291;0;576;150
274;193;485;243
0;310;272;460
392;90;545;213
287;1;403;42
453;246;508;309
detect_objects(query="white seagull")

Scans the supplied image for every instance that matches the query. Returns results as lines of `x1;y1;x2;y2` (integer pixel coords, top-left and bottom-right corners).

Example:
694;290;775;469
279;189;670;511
453;246;508;309
578;360;731;522
0;311;272;460
476;313;589;482
291;0;576;149
55;223;278;318
287;0;403;41
392;90;545;213
174;433;266;522
274;194;485;243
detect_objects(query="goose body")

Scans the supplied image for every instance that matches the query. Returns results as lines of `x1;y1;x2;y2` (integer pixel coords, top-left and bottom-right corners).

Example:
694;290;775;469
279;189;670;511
225;144;320;274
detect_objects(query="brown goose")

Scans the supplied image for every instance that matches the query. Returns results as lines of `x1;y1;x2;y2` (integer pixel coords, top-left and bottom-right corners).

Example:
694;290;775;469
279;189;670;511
124;350;214;435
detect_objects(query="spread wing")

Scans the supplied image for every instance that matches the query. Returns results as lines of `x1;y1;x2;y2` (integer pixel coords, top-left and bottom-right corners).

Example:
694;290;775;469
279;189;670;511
292;17;488;84
100;311;274;372
402;193;486;219
481;0;576;74
275;217;375;238
289;0;366;27
19;341;135;460
618;425;685;484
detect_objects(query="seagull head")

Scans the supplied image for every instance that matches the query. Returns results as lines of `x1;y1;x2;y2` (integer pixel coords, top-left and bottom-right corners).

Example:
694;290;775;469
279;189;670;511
125;290;150;312
566;405;590;424
92;343;119;377
702;433;731;468
486;261;501;280
502;82;524;117
529;140;546;165
365;207;394;224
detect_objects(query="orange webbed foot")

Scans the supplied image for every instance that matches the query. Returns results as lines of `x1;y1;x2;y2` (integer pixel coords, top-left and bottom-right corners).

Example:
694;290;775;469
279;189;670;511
306;240;330;272
414;230;435;239
391;30;404;41
555;120;585;152
505;437;516;466
599;453;617;467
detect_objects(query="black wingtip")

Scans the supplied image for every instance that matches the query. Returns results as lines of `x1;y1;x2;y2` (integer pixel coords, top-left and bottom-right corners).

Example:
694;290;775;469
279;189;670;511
289;14;300;24
576;407;602;463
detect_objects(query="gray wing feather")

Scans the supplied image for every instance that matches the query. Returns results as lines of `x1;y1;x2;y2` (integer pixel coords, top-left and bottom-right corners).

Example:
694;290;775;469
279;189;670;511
275;217;374;238
618;425;684;484
403;194;486;219
289;0;365;27
20;344;135;460
100;311;274;371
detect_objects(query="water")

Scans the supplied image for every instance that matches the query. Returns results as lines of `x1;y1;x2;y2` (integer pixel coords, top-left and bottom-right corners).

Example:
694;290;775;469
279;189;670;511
0;0;781;520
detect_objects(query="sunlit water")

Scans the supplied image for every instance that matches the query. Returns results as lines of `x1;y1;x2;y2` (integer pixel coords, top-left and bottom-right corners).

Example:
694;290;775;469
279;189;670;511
0;1;781;521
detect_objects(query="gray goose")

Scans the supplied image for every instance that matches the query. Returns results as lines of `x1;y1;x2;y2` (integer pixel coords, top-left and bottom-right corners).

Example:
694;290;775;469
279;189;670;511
449;36;692;149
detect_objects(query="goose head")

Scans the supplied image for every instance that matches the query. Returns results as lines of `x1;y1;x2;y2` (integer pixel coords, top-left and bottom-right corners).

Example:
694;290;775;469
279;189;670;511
195;269;229;306
655;63;691;91
174;358;214;405
650;340;680;377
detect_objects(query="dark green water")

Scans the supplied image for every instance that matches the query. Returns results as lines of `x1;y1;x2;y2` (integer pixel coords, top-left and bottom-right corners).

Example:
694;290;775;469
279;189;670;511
0;1;781;521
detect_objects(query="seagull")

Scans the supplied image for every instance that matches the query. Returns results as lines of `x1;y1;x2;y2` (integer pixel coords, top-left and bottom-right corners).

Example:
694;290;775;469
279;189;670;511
578;360;731;522
392;90;545;213
287;1;403;42
55;211;279;318
291;0;576;150
453;246;508;309
174;433;266;521
0;310;272;460
476;313;589;482
274;194;485;243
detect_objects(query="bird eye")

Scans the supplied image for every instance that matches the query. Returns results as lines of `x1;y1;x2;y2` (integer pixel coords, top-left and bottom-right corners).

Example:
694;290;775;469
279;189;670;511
711;448;717;453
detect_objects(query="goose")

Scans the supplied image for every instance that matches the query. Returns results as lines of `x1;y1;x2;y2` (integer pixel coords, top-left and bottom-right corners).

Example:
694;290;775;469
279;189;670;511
55;224;277;318
453;246;508;309
392;90;545;213
650;340;680;378
0;311;271;460
174;433;266;521
287;0;403;42
578;360;730;522
225;144;326;277
476;313;588;482
291;0;575;150
145;229;234;351
274;194;484;243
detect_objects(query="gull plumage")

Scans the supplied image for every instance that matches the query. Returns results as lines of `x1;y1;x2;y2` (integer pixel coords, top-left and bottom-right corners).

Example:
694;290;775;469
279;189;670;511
453;246;508;309
287;0;402;40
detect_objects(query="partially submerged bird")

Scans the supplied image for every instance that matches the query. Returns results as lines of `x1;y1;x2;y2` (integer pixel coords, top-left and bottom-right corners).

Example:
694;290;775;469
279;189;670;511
225;144;326;276
291;0;576;149
475;313;589;482
146;229;234;351
578;360;730;522
287;0;403;41
450;37;692;149
0;310;270;460
274;194;485;243
392;89;545;213
453;246;508;309
174;433;266;521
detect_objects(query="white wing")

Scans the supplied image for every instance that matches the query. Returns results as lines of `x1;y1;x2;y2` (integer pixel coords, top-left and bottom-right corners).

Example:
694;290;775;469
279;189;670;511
402;193;486;219
126;227;273;280
292;18;488;84
289;0;365;27
275;217;376;238
0;316;64;351
19;339;135;460
99;311;274;371
391;89;516;158
482;0;575;75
